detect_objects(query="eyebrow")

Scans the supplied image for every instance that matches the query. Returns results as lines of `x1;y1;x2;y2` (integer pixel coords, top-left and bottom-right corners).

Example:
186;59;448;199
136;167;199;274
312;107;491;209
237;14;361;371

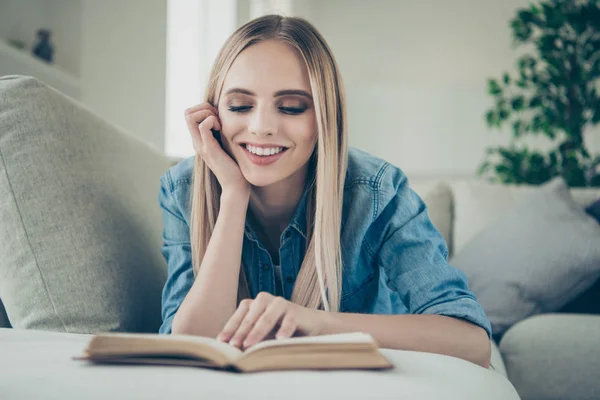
224;88;312;99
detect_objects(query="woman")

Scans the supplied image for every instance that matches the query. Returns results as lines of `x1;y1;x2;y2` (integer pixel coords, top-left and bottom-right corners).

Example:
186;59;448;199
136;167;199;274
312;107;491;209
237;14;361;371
159;14;492;368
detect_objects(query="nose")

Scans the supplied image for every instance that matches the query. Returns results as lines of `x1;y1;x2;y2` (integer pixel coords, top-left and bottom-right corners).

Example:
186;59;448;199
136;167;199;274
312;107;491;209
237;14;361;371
248;103;276;137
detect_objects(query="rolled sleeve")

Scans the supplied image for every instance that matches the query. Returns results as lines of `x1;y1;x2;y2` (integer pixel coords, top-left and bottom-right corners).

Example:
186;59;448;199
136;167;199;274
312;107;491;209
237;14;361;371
157;172;194;334
369;166;492;338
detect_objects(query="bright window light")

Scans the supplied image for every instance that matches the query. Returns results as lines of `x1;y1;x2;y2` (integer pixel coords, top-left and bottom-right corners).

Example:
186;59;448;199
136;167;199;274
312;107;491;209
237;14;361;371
164;0;236;159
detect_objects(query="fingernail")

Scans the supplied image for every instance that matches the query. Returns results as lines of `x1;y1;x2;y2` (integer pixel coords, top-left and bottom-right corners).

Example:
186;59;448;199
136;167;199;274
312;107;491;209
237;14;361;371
230;339;239;347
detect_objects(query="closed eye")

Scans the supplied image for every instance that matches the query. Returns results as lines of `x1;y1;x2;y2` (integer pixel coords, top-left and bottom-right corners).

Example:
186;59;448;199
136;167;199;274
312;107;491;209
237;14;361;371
279;107;306;115
229;106;306;115
228;106;252;113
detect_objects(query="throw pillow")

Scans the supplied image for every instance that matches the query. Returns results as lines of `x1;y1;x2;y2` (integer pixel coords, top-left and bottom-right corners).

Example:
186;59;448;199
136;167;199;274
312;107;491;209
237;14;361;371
0;75;169;333
450;177;600;337
451;181;600;255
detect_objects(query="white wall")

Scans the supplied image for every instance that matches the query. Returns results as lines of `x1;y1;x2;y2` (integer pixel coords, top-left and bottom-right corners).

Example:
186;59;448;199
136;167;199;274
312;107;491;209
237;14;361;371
0;39;81;99
0;0;82;76
287;0;599;179
80;0;167;153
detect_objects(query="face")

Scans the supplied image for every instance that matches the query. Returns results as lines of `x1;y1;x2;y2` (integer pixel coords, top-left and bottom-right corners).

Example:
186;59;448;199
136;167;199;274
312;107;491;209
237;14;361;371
217;39;318;188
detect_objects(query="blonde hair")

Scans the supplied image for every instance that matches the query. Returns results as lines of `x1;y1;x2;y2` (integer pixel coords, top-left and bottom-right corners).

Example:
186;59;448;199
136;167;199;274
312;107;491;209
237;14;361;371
190;14;348;312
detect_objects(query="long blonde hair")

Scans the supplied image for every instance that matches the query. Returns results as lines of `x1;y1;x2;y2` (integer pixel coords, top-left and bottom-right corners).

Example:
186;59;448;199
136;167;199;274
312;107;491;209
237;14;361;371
190;14;348;312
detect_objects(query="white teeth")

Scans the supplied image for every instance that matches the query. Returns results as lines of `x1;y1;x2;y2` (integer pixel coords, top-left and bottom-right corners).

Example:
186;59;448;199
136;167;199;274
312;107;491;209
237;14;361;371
245;144;283;156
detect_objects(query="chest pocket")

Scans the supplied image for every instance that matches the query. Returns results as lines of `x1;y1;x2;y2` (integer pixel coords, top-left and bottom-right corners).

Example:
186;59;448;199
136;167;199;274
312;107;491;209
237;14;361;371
339;271;378;313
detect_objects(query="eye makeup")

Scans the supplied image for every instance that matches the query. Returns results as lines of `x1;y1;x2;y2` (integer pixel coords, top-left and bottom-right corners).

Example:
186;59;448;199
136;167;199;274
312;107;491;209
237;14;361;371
226;97;309;115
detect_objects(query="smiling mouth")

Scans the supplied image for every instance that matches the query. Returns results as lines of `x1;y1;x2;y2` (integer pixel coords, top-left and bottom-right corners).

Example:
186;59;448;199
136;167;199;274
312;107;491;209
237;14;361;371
240;144;289;157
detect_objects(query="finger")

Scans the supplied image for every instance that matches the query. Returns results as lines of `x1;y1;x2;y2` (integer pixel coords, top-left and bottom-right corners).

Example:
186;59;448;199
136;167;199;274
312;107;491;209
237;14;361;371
244;298;287;348
186;109;214;125
217;300;251;343
229;299;268;349
184;102;218;117
198;116;222;155
275;311;297;340
185;109;213;150
198;114;222;137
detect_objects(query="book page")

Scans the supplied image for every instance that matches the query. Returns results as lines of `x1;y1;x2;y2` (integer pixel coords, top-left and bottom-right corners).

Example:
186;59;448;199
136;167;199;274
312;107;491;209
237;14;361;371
92;333;243;362
171;334;244;361
243;332;375;355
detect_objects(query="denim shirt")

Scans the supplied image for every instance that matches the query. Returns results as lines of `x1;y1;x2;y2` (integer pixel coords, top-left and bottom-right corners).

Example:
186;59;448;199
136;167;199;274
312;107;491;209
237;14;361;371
158;147;492;338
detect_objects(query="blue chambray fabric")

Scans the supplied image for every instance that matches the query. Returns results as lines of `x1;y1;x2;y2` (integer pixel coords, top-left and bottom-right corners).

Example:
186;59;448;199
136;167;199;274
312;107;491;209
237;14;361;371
158;147;492;338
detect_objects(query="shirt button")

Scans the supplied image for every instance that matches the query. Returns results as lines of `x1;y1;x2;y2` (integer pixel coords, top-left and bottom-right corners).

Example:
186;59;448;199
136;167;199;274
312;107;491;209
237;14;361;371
286;277;294;283
262;264;270;271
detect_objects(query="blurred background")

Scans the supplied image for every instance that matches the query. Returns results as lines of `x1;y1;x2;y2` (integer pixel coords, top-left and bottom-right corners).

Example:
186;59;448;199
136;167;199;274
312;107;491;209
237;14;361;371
1;0;598;182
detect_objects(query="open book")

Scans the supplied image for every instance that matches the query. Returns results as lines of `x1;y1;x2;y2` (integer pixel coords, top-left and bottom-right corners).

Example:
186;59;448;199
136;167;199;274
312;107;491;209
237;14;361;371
75;332;394;373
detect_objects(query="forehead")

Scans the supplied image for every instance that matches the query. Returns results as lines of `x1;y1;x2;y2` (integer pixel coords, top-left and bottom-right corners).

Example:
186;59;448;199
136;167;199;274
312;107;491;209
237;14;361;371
222;39;312;94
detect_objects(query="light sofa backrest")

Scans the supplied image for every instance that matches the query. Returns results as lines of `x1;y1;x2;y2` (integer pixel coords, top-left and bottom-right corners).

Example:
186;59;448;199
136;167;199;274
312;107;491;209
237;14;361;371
0;75;171;333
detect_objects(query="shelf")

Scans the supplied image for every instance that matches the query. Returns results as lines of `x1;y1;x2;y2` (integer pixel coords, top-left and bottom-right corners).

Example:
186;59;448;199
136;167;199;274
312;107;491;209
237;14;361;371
0;38;81;100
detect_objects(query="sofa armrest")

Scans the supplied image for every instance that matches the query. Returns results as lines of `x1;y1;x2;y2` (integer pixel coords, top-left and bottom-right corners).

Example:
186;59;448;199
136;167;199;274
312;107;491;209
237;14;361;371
499;314;600;400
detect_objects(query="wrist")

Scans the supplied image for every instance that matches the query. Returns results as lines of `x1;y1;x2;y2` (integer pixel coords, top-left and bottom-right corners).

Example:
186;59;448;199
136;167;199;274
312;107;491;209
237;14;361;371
308;308;334;336
220;187;250;206
316;308;345;336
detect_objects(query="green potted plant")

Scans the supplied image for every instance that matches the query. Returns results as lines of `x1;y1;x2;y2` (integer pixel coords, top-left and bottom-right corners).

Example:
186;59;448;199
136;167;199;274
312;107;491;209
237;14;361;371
479;0;600;187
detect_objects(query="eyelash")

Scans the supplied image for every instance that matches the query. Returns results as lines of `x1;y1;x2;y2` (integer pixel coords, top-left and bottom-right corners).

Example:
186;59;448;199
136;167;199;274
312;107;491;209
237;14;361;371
228;106;306;115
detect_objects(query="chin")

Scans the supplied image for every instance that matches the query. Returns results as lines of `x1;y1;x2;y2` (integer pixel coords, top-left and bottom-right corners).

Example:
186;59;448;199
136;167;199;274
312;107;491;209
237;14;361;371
243;172;282;188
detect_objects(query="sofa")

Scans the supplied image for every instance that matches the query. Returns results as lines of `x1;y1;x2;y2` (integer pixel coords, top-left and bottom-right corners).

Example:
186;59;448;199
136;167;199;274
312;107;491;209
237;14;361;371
0;75;597;400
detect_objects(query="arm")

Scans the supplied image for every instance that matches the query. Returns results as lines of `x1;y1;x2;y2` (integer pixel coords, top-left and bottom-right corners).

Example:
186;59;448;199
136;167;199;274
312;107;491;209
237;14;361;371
171;190;250;337
214;290;490;367
165;103;252;337
318;312;491;368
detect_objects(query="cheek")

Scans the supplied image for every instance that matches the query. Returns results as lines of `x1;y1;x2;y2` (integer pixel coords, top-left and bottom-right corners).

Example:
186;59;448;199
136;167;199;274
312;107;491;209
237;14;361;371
219;113;246;140
285;115;317;145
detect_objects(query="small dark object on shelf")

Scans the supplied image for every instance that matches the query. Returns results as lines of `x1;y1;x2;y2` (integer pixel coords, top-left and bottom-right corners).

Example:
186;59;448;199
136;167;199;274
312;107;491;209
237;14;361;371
32;28;54;64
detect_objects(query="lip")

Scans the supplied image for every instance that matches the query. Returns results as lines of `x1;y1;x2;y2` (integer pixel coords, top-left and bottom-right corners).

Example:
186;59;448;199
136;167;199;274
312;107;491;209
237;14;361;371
240;144;288;166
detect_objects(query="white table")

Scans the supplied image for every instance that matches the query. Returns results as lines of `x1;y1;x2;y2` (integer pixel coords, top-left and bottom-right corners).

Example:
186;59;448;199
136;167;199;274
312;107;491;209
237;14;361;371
0;328;520;400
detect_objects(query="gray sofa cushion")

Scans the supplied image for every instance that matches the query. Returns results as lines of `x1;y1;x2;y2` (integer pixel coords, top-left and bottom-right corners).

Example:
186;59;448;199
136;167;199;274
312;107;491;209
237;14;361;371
450;177;600;337
0;75;169;333
500;314;600;400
